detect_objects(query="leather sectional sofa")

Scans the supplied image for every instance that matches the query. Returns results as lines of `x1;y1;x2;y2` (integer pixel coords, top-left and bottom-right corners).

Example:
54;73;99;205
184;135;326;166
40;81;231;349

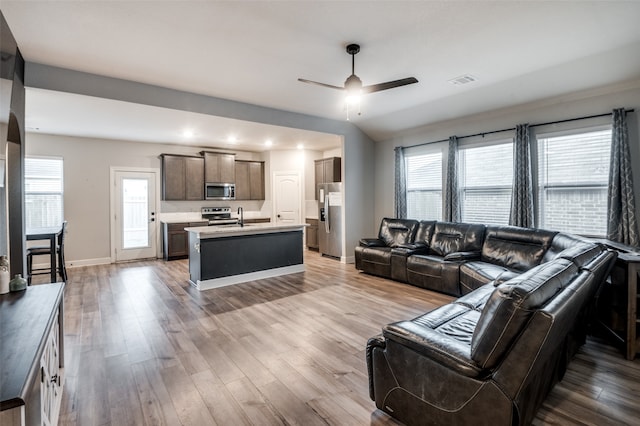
357;218;617;425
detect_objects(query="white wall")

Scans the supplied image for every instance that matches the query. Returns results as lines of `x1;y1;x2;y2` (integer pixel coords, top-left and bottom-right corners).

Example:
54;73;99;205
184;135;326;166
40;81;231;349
374;80;640;233
26;63;376;264
25;132;329;266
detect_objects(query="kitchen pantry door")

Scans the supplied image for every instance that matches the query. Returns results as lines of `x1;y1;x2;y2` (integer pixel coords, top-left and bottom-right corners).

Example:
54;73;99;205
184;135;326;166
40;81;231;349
111;169;159;262
273;171;301;225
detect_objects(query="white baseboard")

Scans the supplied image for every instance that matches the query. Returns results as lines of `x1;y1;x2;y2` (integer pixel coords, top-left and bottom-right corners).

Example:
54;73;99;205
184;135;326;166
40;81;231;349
32;257;113;270
192;264;305;291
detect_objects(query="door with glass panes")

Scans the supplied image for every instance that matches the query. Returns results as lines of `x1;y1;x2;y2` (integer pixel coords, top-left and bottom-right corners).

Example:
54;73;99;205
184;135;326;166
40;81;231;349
113;170;157;261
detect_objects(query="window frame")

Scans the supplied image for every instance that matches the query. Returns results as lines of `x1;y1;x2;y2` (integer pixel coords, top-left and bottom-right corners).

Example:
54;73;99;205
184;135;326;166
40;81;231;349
457;137;514;226
24;156;65;229
404;142;446;221
535;124;612;237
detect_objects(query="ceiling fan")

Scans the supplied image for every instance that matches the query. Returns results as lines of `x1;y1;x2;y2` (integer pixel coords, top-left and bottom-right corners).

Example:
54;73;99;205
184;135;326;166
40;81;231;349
298;43;418;100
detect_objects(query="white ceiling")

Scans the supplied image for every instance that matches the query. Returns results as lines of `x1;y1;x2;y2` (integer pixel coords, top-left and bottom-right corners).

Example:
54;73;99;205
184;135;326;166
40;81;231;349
3;1;640;147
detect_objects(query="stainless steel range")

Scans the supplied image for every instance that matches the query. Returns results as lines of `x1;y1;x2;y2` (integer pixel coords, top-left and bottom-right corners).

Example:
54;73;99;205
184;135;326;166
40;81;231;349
201;206;238;225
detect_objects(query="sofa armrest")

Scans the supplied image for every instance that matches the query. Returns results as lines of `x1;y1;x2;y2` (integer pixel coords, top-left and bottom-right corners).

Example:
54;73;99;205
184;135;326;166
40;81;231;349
383;321;487;378
366;334;386;400
359;238;386;247
391;242;429;256
443;251;481;261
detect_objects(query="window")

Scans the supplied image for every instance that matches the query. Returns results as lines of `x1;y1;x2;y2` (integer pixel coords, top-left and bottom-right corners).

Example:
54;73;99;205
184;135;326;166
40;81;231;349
406;150;442;220
459;141;513;225
537;127;611;236
25;157;64;229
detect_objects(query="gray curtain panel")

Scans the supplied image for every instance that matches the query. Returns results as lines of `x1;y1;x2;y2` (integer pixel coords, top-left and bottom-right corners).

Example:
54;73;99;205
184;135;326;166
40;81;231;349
607;109;639;246
394;146;407;218
444;136;460;222
509;124;534;228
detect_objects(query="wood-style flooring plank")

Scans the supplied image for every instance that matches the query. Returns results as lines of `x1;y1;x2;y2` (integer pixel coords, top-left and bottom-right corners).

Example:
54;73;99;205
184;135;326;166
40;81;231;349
35;251;640;425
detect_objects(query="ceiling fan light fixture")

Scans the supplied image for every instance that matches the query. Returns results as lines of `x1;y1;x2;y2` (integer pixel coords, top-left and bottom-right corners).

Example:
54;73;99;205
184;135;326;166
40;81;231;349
298;42;418;120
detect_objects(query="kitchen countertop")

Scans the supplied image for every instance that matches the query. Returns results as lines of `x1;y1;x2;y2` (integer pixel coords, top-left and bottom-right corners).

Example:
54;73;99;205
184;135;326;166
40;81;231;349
185;223;307;239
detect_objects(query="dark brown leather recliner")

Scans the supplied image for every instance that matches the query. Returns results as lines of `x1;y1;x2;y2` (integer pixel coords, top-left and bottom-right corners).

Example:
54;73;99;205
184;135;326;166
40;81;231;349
366;242;616;426
354;218;420;279
459;225;558;294
406;222;486;295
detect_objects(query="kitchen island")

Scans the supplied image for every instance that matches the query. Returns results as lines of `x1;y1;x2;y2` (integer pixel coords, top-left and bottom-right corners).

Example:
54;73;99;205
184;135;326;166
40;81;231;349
185;223;306;290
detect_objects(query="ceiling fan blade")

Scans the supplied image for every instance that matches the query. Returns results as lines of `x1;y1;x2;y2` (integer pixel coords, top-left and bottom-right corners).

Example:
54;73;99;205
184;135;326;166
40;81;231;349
298;78;345;91
362;77;418;94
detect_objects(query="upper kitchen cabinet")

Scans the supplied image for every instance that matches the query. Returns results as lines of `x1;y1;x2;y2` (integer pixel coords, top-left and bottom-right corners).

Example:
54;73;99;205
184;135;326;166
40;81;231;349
161;154;204;200
314;157;341;198
203;151;235;183
235;160;265;200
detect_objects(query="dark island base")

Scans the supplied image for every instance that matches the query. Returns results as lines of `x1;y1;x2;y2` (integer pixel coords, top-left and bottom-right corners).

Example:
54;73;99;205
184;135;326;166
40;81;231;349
189;230;305;290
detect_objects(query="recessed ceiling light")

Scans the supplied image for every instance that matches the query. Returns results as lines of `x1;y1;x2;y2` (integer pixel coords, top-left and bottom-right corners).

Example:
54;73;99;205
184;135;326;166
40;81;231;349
227;135;237;143
265;139;273;147
182;129;194;138
297;143;304;150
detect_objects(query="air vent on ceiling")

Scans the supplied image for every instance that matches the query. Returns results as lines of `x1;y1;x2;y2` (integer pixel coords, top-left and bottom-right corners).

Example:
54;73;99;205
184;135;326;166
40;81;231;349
448;74;477;85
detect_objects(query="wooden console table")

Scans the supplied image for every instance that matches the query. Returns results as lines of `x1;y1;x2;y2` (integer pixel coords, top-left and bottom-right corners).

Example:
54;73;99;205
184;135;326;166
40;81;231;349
0;283;65;425
594;240;640;360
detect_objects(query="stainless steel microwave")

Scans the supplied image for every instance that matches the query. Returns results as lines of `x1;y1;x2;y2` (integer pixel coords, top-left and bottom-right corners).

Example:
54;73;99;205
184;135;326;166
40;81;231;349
205;183;235;200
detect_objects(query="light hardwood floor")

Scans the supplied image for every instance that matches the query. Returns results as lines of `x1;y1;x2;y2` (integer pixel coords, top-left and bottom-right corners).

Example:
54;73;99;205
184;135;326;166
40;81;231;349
40;251;640;425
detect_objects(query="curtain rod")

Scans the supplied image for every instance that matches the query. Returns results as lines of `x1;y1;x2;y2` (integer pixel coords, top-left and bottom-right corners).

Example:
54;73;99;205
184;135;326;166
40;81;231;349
403;108;635;149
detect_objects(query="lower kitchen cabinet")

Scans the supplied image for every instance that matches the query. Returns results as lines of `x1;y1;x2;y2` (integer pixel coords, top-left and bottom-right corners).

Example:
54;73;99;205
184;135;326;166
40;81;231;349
162;221;208;260
306;218;319;250
0;283;65;426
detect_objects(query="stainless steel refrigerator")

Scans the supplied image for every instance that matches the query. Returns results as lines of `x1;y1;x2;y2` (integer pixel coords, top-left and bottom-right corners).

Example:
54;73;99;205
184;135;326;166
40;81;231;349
318;182;343;259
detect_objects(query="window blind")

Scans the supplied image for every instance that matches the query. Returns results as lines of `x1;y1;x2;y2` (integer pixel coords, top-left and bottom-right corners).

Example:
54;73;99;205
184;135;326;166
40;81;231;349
459;142;513;225
25;157;64;229
406;152;442;220
537;128;611;236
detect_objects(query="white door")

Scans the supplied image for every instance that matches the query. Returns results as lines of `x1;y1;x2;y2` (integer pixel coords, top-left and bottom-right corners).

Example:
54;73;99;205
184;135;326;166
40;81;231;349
273;172;301;225
113;170;158;261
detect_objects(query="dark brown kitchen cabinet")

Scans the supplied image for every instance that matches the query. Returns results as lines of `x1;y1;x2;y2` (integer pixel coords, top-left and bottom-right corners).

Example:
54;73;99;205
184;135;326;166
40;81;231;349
235;160;265;200
314;157;341;199
161;154;204;200
162;221;207;260
203;151;235;183
306;218;319;250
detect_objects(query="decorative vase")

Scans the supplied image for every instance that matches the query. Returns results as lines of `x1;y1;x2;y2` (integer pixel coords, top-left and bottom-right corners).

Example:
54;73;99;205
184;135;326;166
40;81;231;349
0;256;9;294
9;274;27;292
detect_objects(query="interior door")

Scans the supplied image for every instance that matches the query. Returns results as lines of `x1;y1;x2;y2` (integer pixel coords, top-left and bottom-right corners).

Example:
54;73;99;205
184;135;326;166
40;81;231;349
274;172;301;225
113;170;158;261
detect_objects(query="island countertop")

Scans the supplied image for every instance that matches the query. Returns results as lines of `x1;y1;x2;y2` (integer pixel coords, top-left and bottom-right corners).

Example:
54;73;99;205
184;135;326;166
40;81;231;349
185;223;307;239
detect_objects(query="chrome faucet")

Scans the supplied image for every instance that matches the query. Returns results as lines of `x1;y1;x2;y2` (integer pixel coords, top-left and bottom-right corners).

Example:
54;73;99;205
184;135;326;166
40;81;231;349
237;206;244;227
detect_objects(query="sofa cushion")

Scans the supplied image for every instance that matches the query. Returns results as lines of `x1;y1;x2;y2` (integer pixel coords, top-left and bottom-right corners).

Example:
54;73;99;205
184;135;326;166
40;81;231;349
470;258;579;369
542;232;590;263
459;261;511;294
454;282;496;311
430;222;485;257
554;242;604;268
481;225;557;271
378;218;419;247
415;220;437;246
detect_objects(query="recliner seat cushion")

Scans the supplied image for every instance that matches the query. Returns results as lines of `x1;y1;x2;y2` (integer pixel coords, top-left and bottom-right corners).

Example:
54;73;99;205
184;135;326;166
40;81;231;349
470;258;579;369
480;225;557;271
459;261;511;294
